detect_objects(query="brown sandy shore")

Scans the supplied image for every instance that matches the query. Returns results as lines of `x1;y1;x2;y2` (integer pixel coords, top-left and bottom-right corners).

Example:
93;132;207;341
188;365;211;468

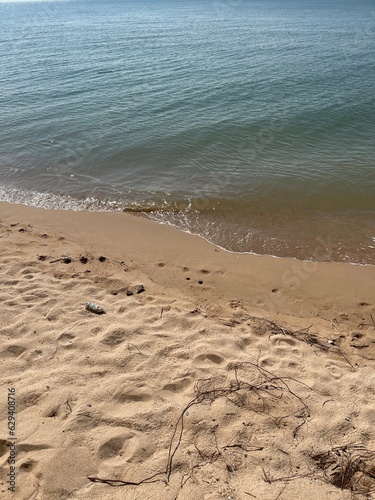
0;201;374;500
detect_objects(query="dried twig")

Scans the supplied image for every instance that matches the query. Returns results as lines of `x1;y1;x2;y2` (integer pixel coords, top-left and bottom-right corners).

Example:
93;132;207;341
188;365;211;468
89;362;311;488
222;444;263;452
312;444;375;495
127;343;143;355
248;317;355;368
65;396;72;414
88;472;166;487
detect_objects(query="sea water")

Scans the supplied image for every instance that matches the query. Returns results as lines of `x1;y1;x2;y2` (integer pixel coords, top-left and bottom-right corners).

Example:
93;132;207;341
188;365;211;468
0;0;374;263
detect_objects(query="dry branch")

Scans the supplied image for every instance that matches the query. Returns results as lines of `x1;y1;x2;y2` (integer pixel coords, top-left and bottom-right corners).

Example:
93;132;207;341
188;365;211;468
246;316;355;367
88;361;311;489
312;444;375;496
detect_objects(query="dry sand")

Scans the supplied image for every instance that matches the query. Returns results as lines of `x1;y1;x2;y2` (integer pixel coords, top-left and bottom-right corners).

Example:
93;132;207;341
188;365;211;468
0;201;374;500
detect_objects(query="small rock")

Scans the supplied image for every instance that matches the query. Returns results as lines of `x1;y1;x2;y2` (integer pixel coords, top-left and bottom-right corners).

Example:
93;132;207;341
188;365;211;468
126;290;134;296
136;284;145;294
37;255;47;261
98;256;106;262
79;256;88;264
62;257;72;264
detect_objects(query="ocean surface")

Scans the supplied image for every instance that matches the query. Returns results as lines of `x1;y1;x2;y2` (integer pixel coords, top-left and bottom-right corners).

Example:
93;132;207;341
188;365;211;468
1;0;374;264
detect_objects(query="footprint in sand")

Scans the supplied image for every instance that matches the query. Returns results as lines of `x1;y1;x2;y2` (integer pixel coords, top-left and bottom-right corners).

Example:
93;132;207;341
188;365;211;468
21;267;39;275
98;432;156;464
27;350;43;362
270;334;298;347
259;356;278;368
17;390;44;411
22;274;35;280
0;345;27;358
91;326;102;335
100;328;127;346
98;433;135;460
114;387;152;403
57;333;75;347
323;362;343;380
4;299;18;307
193;353;225;368
45;308;61;322
162;377;193;392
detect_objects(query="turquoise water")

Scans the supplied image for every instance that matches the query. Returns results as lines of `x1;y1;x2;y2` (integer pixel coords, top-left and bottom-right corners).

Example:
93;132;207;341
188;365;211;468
0;0;374;263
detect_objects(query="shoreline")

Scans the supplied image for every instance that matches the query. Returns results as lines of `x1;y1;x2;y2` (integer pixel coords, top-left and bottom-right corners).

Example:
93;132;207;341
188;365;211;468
2;186;375;266
1;200;374;321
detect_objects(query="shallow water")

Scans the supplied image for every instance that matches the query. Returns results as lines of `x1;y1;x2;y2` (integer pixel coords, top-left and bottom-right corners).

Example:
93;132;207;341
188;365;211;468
0;0;374;263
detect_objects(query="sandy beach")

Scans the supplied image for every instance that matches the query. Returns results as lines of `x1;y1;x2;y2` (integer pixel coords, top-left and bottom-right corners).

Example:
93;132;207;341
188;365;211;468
0;201;374;500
